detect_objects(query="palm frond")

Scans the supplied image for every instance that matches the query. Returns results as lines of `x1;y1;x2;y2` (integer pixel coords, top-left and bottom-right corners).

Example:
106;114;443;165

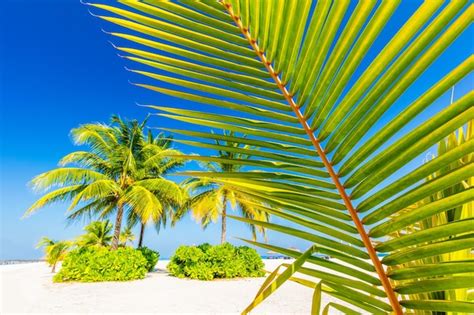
70;123;117;155
66;198;116;223
68;179;121;211
134;178;185;205
76;220;113;247
121;185;163;222
30;168;108;192
24;185;84;217
58;151;112;173
88;1;474;313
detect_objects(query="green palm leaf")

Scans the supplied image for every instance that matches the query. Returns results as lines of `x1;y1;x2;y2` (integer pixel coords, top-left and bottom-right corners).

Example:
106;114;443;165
88;1;473;313
76;220;113;247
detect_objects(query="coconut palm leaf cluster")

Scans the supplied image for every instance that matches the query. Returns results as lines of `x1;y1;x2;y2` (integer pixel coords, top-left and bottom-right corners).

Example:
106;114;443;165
86;0;473;313
387;121;473;313
75;220;114;247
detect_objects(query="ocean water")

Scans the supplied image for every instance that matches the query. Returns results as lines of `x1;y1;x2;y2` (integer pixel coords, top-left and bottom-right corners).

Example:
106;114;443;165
0;260;44;265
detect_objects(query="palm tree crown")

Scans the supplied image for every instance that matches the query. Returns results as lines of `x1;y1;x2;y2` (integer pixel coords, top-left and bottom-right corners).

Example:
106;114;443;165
76;220;113;247
119;225;135;246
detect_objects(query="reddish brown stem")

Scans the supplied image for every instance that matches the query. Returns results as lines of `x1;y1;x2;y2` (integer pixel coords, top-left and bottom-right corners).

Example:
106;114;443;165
224;3;402;314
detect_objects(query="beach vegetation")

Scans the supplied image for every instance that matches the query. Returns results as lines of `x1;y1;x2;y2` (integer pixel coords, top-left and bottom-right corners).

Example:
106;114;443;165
138;246;160;272
25;116;186;250
36;237;72;273
119;225;135;246
176;131;269;244
87;0;474;313
75;220;113;247
167;243;264;280
124;130;185;248
53;246;148;282
387;120;473;313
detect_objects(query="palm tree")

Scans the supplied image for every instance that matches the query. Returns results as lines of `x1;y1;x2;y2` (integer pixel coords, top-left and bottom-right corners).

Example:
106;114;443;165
88;1;473;313
36;237;71;273
76;220;113;247
26;116;184;250
126;129;185;248
179;131;268;244
119;225;135;246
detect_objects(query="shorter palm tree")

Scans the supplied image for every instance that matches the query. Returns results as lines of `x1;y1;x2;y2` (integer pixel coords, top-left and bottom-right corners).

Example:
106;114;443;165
76;220;113;247
180;131;269;243
119;225;135;246
36;237;71;272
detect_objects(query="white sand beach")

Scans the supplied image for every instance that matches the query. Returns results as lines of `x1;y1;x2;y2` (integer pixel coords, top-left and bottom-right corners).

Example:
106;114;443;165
0;259;356;314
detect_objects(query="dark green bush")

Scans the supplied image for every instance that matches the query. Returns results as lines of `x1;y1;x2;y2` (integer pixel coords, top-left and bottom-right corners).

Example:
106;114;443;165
53;246;148;282
167;243;265;280
138;246;159;272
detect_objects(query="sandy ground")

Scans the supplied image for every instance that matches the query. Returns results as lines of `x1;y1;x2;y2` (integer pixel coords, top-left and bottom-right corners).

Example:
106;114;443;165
0;260;356;314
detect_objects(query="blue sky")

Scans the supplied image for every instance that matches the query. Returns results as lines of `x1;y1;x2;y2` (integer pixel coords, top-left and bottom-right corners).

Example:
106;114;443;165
0;0;472;259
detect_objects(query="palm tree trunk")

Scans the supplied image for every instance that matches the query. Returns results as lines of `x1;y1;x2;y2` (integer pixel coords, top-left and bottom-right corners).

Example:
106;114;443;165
221;196;227;244
112;204;124;250
52;263;56;273
138;223;145;248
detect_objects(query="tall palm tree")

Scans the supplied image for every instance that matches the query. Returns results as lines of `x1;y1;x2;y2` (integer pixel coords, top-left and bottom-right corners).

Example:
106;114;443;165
36;237;71;273
178;131;268;244
76;220;113;247
87;1;473;313
26;116;184;249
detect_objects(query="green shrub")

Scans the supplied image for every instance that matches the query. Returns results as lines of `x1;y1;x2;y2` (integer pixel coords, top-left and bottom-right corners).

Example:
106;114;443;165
53;246;148;282
167;243;265;280
138;246;159;272
167;245;205;278
237;246;266;277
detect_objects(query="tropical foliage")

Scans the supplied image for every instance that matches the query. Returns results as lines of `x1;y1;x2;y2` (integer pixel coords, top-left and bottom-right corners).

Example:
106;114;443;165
54;246;148;282
138;246;160;271
177;131;269;243
87;0;474;313
167;243;264;280
76;220;113;247
25;116;185;250
388;120;473;314
119;224;135;246
36;237;71;273
124;130;185;248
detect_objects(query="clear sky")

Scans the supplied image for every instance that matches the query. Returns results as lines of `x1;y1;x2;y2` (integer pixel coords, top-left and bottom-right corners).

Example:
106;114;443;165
0;0;472;259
